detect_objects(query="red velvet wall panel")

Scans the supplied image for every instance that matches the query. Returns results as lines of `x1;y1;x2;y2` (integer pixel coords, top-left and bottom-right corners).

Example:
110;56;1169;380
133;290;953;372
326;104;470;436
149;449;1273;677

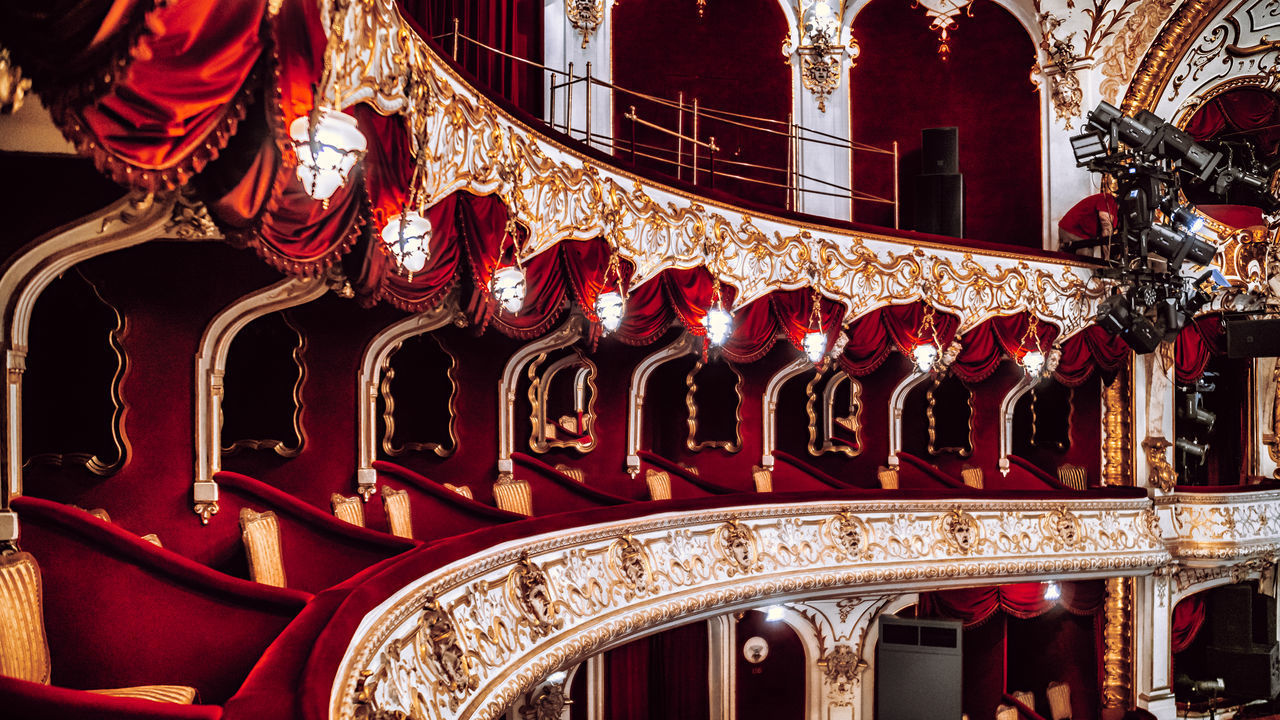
961;614;1007;719
902;360;1025;481
736;610;806;720
1013;374;1103;486
21;242;281;564
602;620;709;720
1006;611;1101;720
0;155;124;263
219;293;407;507
611;0;790;207
849;0;1041;245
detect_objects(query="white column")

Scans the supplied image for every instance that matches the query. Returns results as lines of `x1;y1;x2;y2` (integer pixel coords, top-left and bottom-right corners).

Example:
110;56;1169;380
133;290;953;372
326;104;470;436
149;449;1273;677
1042;62;1099;251
793;81;852;221
543;0;613;153
708;616;736;720
1256;358;1278;479
1131;350;1175;489
1134;572;1177;719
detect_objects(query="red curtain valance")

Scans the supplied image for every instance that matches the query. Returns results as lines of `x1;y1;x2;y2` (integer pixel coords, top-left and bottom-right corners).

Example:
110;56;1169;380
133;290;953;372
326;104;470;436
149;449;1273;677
1174;314;1225;384
918;581;1107;628
1171;594;1207;654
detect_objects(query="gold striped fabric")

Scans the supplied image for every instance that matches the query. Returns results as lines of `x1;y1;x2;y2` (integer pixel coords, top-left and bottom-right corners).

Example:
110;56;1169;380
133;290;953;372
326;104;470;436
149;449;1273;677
752;465;773;493
679;464;700;476
1012;690;1035;708
995;704;1018;720
645;469;672;501
444;483;474;500
960;466;984;490
140;533;163;547
0;551;51;684
493;479;533;516
239;509;287;588
557;415;579;434
554;464;585;483
88;508;112;523
91;685;198;704
380;486;414;539
835;416;857;433
1057;464;1088;491
876;466;899;490
330;493;365;527
1046;681;1072;720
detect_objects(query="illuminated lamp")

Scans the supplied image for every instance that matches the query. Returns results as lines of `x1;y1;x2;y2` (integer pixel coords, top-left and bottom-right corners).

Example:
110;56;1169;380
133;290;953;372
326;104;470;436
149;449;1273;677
289;108;367;202
1019;315;1047;379
703;305;733;346
380;210;432;276
803;331;827;363
595;290;625;333
913;342;939;373
764;605;786;622
1044;581;1061;601
490;264;526;314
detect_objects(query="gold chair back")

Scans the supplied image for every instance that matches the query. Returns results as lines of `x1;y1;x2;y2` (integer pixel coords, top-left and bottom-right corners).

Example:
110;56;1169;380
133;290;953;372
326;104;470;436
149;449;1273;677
1011;690;1035;708
380;486;414;538
140;533;163;547
330;493;365;527
645;469;672;501
961;466;985;489
239;508;288;588
444;483;474;500
87;508;111;523
555;464;586;483
995;704;1019;720
90;686;198;704
877;466;899;490
752;465;773;493
1057;464;1088;491
0;551;51;684
493;478;533;516
1046;681;1072;720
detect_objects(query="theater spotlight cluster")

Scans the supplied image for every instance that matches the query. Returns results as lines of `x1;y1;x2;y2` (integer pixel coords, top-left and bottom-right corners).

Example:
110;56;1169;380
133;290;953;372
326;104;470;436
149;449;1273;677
1070;101;1279;354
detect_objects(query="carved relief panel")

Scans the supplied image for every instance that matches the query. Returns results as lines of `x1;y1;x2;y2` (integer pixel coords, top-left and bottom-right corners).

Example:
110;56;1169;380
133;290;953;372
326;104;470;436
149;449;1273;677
378;334;458;458
528;347;598;453
807;368;863;456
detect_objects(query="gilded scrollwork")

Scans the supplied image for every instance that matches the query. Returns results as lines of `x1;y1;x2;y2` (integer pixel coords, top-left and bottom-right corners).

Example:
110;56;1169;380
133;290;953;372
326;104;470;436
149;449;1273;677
322;0;1110;342
337;496;1170;720
807;369;862;457
686;359;744;453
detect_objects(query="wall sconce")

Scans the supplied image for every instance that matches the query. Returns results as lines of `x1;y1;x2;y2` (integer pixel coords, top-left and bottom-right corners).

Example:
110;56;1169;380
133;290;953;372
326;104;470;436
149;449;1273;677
704;304;733;346
380;210;432;276
1019;315;1046;379
290;108;367;203
782;0;859;112
803;285;827;363
913;305;940;373
491;219;527;314
595;251;628;333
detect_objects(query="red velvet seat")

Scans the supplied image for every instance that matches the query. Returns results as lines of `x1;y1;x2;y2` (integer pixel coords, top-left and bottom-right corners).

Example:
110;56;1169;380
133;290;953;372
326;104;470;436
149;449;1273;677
211;472;418;593
1003;456;1075;491
11;495;310;705
371;461;525;537
896;453;970;489
637;451;740;497
771;451;867;490
510;452;633;512
0;675;222;720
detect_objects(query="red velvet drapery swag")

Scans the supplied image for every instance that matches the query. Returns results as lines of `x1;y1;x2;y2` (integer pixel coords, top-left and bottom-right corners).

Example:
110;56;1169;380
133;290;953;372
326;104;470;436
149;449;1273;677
1171;594;1207;654
918;581;1108;628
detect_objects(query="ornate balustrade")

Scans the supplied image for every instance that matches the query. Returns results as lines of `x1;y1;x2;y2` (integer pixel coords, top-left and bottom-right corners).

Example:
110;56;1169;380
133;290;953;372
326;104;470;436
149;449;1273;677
1155;487;1280;564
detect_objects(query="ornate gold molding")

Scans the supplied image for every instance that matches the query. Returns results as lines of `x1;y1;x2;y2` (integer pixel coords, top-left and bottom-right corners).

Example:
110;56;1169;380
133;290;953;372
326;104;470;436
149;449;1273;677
1101;576;1134;709
685;359;743;453
1142;437;1177;491
0;48;31;115
566;0;604;49
380;335;457;458
806;369;861;457
1156;488;1280;561
323;0;1109;338
527;348;598;454
221;312;307;458
926;375;974;458
1103;370;1132;487
332;495;1170;720
1121;0;1229;113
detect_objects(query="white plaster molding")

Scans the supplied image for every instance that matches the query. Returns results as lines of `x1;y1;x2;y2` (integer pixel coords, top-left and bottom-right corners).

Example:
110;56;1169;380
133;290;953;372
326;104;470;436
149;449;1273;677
625;330;701;474
998;374;1038;475
193;276;326;522
1154;488;1280;565
356;301;459;498
707;615;736;720
498;315;586;475
762;356;814;467
543;0;613;154
886;370;932;468
332;495;1169;720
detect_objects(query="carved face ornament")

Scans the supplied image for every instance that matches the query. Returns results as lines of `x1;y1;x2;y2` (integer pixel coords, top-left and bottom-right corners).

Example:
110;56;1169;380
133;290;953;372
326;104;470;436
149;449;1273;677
718;519;757;570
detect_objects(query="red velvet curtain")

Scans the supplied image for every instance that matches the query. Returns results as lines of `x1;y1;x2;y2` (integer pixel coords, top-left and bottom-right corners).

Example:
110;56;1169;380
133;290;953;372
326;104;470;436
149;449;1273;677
1186;88;1280;161
1055;326;1129;387
1175;314;1225;384
1171;594;1207;654
919;581;1107;628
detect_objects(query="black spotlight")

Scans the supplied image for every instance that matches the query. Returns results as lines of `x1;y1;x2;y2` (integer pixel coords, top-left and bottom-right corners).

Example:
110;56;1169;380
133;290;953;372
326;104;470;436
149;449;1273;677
1097;294;1162;353
1143;224;1216;268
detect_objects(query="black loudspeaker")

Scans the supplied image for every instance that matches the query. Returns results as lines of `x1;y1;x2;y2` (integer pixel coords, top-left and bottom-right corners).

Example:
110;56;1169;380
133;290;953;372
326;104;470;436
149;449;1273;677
915;174;964;237
922;127;960;175
1226;318;1280;358
877;617;963;720
1208;586;1276;652
1205;645;1280;700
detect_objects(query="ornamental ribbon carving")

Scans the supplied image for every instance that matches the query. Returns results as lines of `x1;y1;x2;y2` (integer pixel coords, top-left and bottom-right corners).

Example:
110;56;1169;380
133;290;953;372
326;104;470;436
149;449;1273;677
333;497;1168;720
323;0;1108;338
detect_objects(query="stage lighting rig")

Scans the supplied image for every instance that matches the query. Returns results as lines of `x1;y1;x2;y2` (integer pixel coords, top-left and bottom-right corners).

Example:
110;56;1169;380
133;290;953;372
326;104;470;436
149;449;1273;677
1071;101;1280;354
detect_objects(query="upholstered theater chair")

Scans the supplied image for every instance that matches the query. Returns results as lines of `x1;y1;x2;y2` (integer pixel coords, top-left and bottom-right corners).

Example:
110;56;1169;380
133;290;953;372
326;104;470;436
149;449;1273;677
877;466;899;490
1046;681;1072;720
770;452;863;490
370;462;523;541
638;452;739;496
239;509;287;589
1057;464;1088;491
443;483;474;499
960;465;985;489
493;477;534;516
140;533;163;547
379;486;414;538
510;453;632;511
0;551;198;704
554;464;586;483
1011;689;1035;708
329;494;365;527
646;468;672;501
752;465;773;493
996;704;1019;720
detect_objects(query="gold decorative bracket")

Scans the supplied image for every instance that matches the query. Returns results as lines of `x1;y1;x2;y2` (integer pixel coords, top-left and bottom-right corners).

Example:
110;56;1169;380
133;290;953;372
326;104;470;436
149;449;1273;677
566;0;605;49
1142;437;1177;491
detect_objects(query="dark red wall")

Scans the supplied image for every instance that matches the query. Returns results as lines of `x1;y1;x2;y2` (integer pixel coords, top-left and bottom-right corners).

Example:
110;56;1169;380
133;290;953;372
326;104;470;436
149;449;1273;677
612;0;790;207
849;0;1042;246
1014;374;1103;485
736;610;806;720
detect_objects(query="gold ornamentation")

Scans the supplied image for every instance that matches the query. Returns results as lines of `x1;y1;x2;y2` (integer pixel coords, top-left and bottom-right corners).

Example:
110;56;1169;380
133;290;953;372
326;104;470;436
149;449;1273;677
826;509;870;560
565;0;604;49
221;312;307;458
1042;507;1086;550
507;553;562;635
0;48;31;115
1103;371;1131;486
936;507;981;554
609;536;653;598
1037;13;1084;128
715;518;759;572
685;359;743;453
528;349;598;454
1142;437;1177;491
380;335;457;458
1120;0;1219;113
194;501;219;525
1096;0;1177;103
164;194;221;240
337;495;1169;720
784;1;857;113
926;375;974;458
913;0;975;59
820;644;860;688
519;680;570;720
1101;577;1133;709
807;370;862;457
